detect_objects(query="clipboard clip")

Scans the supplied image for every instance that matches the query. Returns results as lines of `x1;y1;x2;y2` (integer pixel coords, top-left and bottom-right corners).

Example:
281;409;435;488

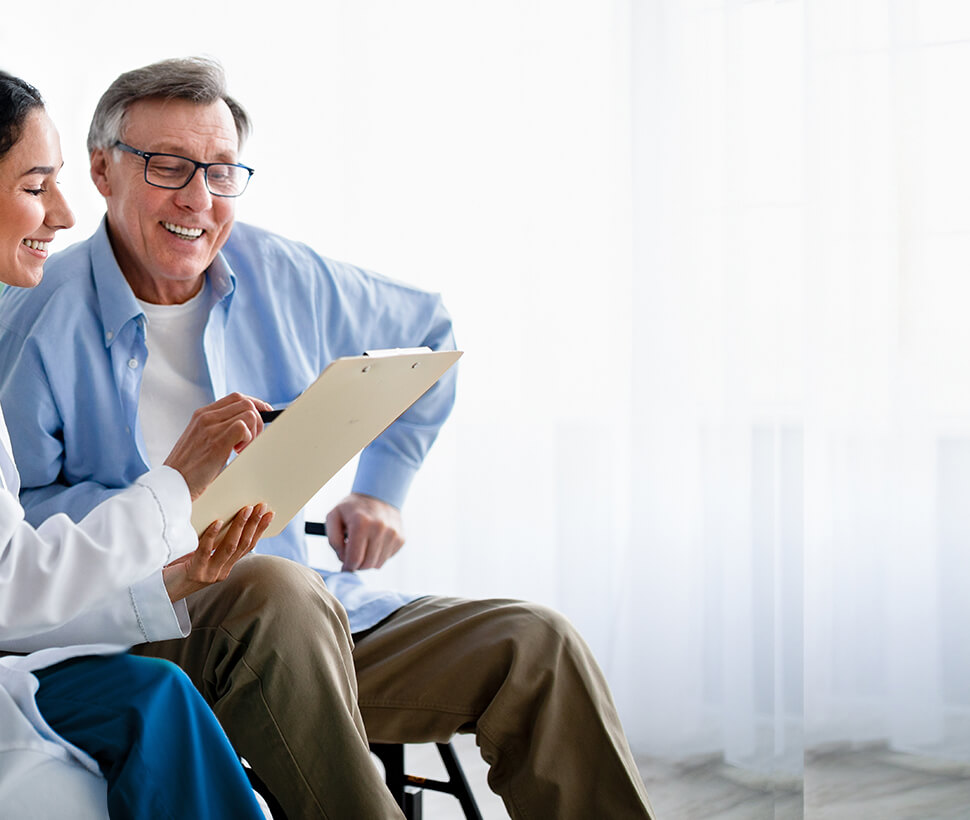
362;346;432;358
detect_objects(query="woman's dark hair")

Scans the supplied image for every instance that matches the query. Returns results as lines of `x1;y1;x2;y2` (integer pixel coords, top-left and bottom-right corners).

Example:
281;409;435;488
0;70;44;161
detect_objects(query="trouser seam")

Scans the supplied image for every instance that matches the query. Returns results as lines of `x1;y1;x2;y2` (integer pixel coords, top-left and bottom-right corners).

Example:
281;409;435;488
204;625;333;820
359;700;481;716
476;719;532;820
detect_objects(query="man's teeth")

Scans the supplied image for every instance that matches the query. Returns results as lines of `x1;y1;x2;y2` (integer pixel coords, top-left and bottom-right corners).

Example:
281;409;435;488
162;222;204;239
22;239;50;251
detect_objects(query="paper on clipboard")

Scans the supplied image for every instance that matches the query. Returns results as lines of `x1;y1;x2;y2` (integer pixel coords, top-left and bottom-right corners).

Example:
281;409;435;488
191;347;462;537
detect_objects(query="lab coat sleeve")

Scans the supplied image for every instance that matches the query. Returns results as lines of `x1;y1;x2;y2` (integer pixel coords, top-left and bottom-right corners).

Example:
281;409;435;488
0;570;189;653
0;465;196;641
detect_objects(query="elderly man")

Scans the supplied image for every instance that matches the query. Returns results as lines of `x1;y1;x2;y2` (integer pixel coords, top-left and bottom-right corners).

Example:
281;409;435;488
0;57;653;819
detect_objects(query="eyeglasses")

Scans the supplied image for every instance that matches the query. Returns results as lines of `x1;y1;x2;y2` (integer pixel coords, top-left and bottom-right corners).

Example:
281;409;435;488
114;142;255;197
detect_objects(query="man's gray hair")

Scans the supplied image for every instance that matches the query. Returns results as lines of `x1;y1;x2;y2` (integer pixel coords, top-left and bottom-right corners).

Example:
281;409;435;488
87;57;251;152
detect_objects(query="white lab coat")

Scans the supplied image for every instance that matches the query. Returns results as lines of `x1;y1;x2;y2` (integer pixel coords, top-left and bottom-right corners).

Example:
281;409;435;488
0;406;196;817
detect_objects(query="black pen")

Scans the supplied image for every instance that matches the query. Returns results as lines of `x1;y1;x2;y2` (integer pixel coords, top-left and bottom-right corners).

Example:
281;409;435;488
259;409;284;423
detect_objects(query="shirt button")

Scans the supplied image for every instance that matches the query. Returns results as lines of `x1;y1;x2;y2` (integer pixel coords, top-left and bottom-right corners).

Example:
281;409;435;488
106;331;114;341
127;358;138;369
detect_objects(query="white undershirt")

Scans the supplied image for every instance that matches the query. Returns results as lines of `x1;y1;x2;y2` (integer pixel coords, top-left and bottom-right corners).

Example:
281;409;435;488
136;281;214;468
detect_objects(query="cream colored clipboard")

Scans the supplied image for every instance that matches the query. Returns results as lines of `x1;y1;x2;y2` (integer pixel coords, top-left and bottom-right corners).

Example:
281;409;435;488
191;348;462;537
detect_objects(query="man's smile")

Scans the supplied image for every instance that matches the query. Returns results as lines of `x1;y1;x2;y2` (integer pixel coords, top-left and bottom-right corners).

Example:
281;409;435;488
162;221;205;240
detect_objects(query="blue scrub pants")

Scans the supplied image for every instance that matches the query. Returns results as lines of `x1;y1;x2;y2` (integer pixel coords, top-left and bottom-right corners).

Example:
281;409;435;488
33;653;265;820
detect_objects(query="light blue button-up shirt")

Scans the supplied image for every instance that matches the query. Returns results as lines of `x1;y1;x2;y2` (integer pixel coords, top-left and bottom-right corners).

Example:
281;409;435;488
0;219;457;632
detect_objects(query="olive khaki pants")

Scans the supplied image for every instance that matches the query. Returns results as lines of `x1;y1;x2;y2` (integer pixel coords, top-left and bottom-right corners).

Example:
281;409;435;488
133;555;654;819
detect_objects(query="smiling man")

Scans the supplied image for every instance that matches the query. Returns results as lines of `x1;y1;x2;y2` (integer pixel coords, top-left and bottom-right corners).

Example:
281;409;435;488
91;97;243;305
0;58;654;819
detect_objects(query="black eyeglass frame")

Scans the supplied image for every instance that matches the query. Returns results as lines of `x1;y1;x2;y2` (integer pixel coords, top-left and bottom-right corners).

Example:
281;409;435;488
113;141;255;197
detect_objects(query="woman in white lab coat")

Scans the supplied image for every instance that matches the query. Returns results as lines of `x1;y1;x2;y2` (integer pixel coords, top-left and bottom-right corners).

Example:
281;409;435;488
0;71;274;819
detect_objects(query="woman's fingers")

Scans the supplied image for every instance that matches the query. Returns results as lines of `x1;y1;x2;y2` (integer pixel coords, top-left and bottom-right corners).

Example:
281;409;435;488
207;506;255;573
245;505;273;546
249;509;275;550
206;504;273;578
163;504;272;604
164;394;274;499
198;518;225;552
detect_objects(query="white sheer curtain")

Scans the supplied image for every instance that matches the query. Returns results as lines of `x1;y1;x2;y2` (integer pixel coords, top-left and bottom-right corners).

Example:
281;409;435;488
624;0;970;776
802;0;970;761
623;0;806;776
4;0;969;788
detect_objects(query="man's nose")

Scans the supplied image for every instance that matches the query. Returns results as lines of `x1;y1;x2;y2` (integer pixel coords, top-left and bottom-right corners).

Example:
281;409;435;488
174;167;213;210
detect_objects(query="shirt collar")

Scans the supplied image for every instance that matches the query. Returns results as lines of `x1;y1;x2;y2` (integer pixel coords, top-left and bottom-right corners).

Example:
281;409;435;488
90;217;237;347
207;250;237;306
90;217;142;348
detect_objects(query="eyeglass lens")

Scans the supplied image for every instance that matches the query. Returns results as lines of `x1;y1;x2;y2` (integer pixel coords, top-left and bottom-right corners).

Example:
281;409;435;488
145;155;249;196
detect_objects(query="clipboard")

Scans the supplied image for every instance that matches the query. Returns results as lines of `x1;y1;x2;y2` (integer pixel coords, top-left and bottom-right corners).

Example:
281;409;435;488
190;347;462;537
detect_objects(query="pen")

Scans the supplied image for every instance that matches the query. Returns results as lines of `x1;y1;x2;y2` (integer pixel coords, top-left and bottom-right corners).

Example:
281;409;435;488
259;409;284;423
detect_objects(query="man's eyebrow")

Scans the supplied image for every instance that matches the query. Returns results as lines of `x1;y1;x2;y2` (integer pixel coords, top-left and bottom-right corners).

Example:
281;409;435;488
152;145;238;163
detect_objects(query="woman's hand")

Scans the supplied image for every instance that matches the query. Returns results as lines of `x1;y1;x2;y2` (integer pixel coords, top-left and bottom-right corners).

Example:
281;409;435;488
163;393;273;501
163;504;274;603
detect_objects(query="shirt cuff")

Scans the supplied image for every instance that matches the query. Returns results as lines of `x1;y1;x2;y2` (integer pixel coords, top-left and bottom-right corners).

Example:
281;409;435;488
352;450;419;509
133;466;196;562
129;571;190;642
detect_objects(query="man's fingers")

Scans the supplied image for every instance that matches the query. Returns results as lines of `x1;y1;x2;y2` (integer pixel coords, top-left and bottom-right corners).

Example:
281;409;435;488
341;526;368;572
365;532;398;571
326;493;404;573
333;518;403;570
359;529;401;570
326;509;348;563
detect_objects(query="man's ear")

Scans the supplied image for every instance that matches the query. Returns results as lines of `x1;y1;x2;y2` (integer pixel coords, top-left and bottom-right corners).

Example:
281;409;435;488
90;148;111;196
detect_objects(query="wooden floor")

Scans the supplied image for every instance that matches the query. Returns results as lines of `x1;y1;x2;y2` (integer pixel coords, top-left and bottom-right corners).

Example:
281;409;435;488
404;737;970;819
638;753;802;819
804;745;970;820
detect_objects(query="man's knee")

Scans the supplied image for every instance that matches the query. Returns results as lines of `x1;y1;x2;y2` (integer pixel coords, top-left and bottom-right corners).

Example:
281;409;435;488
200;554;351;643
486;600;597;676
219;554;326;596
490;599;581;643
208;554;342;612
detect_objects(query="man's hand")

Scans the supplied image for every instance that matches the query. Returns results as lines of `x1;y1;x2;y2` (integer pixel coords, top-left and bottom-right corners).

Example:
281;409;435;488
164;393;273;501
326;493;405;572
163;504;274;602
